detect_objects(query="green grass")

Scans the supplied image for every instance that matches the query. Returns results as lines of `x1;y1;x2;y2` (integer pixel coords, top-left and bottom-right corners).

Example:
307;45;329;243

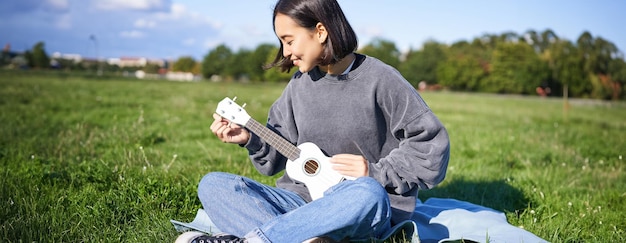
1;71;625;242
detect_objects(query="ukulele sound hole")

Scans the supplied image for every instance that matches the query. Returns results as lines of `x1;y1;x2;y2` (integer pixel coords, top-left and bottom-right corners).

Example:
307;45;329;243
303;160;320;175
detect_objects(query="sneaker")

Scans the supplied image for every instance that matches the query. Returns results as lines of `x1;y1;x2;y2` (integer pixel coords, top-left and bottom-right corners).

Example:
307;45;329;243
175;231;247;243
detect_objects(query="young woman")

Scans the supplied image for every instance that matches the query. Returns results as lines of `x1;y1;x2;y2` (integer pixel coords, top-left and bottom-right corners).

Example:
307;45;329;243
178;0;450;242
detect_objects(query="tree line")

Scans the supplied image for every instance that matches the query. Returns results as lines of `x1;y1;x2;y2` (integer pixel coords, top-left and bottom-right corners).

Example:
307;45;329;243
396;30;625;100
200;29;625;100
3;29;624;100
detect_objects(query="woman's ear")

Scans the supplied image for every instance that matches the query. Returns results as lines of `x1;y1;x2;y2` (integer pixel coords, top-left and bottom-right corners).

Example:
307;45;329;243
315;22;328;44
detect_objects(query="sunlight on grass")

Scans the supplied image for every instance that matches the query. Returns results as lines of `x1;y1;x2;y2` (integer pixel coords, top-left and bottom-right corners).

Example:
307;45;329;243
1;71;624;241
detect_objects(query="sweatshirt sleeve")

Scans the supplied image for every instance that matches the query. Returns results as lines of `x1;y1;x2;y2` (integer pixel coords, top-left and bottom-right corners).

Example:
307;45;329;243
369;76;450;195
243;83;298;176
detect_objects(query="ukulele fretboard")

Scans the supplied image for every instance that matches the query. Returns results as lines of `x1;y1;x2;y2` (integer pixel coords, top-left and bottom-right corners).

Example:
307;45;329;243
246;119;300;161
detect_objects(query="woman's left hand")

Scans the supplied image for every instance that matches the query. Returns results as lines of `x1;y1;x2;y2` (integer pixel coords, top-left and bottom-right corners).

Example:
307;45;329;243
330;154;369;178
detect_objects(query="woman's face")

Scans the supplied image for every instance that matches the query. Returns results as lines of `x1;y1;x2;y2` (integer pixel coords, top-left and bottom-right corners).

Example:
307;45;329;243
274;13;327;73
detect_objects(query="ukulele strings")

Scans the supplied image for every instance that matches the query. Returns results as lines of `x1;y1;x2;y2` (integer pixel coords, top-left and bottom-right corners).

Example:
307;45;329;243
245;113;345;185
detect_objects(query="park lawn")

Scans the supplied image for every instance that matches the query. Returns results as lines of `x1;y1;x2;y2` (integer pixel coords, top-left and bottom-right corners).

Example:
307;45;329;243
1;71;624;242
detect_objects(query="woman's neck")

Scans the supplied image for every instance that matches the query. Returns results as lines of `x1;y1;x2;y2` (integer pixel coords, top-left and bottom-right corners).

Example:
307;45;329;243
319;53;356;75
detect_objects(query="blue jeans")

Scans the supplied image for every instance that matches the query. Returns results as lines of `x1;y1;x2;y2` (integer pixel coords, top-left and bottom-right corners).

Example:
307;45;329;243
198;172;392;243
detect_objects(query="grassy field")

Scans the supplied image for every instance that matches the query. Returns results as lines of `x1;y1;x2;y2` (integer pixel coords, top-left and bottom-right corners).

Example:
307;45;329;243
1;71;625;242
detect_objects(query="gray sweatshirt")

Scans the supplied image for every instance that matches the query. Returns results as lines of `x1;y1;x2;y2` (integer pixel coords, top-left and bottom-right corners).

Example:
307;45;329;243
244;54;450;223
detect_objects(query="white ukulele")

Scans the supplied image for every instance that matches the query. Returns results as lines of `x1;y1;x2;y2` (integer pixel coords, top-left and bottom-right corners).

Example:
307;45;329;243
216;97;354;200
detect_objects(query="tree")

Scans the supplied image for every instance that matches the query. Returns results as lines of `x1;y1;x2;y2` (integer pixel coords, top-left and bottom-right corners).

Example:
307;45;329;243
483;42;550;94
263;46;294;82
575;32;622;99
577;31;596;75
0;46;11;67
202;44;233;79
143;63;161;74
435;40;491;91
498;31;519;43
477;33;500;52
589;37;621;99
608;58;626;99
540;29;559;53
545;39;587;97
590;37;618;75
523;30;541;53
29;41;50;69
523;29;559;54
227;48;253;81
249;44;275;81
399;40;447;86
172;56;197;73
437;54;486;91
359;38;400;68
470;34;497;64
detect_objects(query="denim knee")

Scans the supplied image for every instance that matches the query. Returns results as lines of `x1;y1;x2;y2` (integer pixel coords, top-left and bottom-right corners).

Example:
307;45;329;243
343;177;389;208
198;172;236;200
336;177;392;232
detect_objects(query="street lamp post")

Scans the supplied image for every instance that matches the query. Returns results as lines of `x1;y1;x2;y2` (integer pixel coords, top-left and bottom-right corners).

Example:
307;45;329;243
89;35;103;76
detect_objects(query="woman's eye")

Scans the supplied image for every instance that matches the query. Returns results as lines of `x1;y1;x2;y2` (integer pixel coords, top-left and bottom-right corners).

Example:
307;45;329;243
287;41;293;46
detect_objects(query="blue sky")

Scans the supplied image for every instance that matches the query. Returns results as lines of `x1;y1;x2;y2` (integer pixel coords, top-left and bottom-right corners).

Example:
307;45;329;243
2;0;624;60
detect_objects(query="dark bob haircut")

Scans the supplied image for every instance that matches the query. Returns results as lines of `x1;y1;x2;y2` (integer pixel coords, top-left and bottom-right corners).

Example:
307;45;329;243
266;0;358;72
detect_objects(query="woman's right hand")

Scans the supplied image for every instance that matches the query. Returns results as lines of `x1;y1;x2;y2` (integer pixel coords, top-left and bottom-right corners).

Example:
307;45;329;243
210;113;250;145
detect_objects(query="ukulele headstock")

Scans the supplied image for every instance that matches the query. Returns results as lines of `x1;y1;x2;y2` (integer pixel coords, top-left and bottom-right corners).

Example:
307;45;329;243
216;97;251;126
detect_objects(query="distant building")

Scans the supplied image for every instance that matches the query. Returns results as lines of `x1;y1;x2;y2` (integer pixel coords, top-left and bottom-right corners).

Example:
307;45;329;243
166;71;200;81
106;57;167;68
112;57;147;67
52;52;82;63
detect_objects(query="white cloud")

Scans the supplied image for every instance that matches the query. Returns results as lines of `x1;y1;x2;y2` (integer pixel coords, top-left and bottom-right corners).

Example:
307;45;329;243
155;3;222;29
241;24;265;37
134;18;157;28
120;30;145;38
360;25;384;38
170;3;186;18
44;0;70;12
54;14;72;29
182;38;196;46
203;39;222;50
95;0;170;12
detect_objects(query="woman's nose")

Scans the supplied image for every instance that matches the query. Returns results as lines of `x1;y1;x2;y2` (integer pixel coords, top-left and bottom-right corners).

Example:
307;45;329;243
282;47;291;58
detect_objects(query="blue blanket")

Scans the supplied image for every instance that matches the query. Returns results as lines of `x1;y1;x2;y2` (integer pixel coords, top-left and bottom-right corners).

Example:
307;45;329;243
171;198;547;243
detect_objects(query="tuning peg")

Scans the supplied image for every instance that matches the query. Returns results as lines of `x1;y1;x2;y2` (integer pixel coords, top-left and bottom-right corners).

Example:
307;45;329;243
242;103;247;108
233;97;238;102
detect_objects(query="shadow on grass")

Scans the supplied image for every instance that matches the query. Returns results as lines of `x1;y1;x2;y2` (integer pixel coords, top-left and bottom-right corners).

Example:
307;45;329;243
418;177;531;214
